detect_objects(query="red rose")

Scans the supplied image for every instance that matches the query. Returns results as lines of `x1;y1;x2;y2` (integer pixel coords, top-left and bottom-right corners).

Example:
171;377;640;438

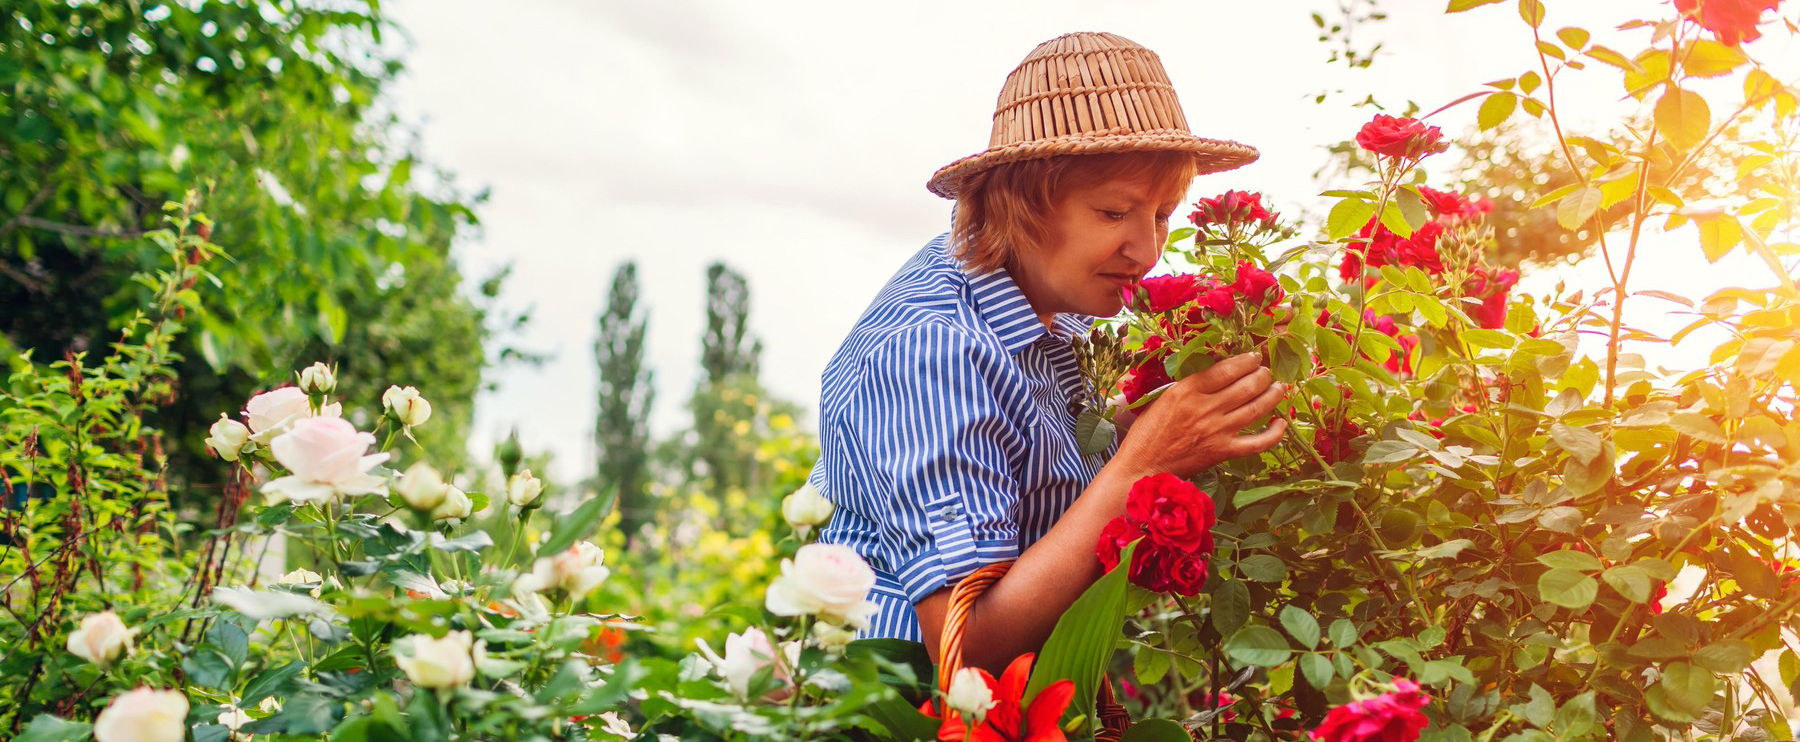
1355;115;1450;160
1190;190;1279;232
1311;677;1432;742
1194;286;1239;316
1340;221;1445;283
1150;547;1211;595
1314;413;1367;464
1462;266;1519;330
1417;186;1490;223
1674;0;1782;46
1230;261;1285;309
1127;273;1213;314
1124;473;1217;553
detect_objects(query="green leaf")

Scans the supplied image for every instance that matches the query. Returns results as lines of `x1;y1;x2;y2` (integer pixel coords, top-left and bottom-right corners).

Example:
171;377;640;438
1602;565;1652;603
1682;39;1747;77
1549;422;1603;464
1554;692;1600;738
1238;554;1287;583
183;649;234;689
1518;0;1545;27
1225;626;1293;667
1280;605;1322;649
1299;652;1335;689
1120;719;1192;742
1025;541;1136;736
1074;410;1117;456
1478;92;1516;131
572;657;650;714
1696;214;1743;263
1670;412;1727;444
1327;198;1377;241
1378;200;1414;238
401;689;451;742
1317;329;1353;366
1556;185;1603;230
1555;27;1590;50
1538;568;1599;610
1659;662;1717;717
1210;578;1250;635
241;660;306;708
1693;641;1757;674
1446;0;1506;10
1329;619;1359;648
1654;87;1710;150
536;495;609;558
1462;328;1515;349
1233;485;1285;508
16;715;90;742
1537;550;1603;572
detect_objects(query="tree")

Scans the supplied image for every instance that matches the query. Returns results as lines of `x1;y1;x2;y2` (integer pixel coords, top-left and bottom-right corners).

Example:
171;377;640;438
594;261;655;538
690;262;765;497
0;1;504;496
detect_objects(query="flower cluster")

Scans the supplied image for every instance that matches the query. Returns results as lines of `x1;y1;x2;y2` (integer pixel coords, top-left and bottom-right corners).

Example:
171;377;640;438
1189;190;1282;237
1095;474;1217;595
920;653;1075;742
1115;262;1287;405
1311;677;1432;742
1339;221;1446;284
1462;265;1519;330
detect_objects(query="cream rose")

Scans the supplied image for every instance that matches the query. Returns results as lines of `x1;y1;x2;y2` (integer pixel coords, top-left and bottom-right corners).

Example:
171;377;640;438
93;687;189;742
297;362;336;395
781;482;835;531
205;414;250;462
695;627;799;699
244;386;340;444
946;667;997;719
261;416;388;505
394;630;476;688
382;385;432;428
430;485;473;521
764;543;876;622
217;704;253;742
506;469;545;509
277;567;324;597
514;541;609;600
595;711;634;738
395;462;450;512
68;610;136;666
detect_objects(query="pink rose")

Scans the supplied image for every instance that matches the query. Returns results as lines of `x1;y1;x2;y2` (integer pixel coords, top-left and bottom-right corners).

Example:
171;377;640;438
261;417;389;505
764;543;876;623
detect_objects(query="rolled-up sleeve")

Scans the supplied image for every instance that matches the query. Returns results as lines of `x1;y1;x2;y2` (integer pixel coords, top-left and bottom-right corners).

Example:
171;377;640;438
839;322;1023;604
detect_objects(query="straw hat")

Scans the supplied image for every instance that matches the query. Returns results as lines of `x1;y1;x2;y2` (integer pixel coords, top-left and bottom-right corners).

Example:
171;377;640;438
927;31;1258;199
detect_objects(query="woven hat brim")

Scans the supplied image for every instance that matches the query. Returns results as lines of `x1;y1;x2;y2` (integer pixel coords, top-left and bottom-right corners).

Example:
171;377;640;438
926;132;1259;200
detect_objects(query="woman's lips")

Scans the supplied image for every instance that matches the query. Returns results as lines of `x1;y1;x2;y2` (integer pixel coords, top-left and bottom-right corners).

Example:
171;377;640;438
1100;273;1136;287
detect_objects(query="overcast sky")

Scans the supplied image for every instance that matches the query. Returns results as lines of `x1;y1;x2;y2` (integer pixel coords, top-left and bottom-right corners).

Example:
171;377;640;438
385;0;1796;482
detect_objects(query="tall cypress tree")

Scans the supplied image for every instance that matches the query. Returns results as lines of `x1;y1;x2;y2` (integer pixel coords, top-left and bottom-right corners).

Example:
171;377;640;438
594;261;655;537
693;262;763;496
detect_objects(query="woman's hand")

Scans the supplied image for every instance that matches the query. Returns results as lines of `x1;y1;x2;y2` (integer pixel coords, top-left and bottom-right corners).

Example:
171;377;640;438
1113;352;1288;478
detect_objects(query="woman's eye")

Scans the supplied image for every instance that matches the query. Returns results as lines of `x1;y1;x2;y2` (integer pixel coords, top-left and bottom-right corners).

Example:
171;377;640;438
1101;210;1127;221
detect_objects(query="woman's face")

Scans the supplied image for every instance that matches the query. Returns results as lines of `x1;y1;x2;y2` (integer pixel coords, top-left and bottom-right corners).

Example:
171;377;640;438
1010;173;1181;323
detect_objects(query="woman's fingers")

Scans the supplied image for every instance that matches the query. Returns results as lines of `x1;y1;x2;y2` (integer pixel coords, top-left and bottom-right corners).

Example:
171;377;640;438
1221;379;1287;429
1187;352;1263;394
1232;417;1289;456
1212;365;1275;410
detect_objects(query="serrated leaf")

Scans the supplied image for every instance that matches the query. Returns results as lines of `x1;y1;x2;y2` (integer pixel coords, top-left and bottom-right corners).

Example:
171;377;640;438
1299;653;1335;688
1327;198;1377;241
1478;92;1517;131
1074;409;1117;456
1556;185;1603;230
1239;554;1287;583
1538;568;1599;610
1682;39;1747;77
1280;605;1322;649
1602;565;1652;603
1446;0;1506;10
1537;549;1604;571
1225;626;1293;667
1329;619;1359;648
1550;422;1603;463
1654;87;1710;150
16;715;90;742
1210;578;1250;635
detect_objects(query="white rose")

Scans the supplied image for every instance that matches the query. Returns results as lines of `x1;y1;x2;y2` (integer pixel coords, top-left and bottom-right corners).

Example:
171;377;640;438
297;362;336;395
93;687;189;742
781;483;835;531
694;627;798;699
395;462;450;512
382;385;432;428
811;621;855;651
394;630;476;688
68;611;136;666
430;485;473;521
506;469;545;509
515;541;609;600
205;415;250;462
946;667;997;719
764;543;876;622
217;704;252;742
244;387;341;444
261;417;389;506
277;568;323;597
595;711;634;738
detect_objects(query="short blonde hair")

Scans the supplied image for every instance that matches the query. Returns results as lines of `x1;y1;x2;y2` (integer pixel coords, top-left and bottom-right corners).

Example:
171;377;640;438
950;151;1199;275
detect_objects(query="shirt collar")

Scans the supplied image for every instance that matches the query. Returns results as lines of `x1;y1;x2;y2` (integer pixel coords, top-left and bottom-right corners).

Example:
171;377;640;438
957;253;1098;355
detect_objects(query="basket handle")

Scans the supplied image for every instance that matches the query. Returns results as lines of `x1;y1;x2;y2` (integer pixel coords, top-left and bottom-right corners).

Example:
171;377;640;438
934;560;1013;692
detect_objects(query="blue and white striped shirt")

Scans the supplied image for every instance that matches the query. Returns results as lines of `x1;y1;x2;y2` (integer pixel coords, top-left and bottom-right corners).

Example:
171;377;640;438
810;232;1118;642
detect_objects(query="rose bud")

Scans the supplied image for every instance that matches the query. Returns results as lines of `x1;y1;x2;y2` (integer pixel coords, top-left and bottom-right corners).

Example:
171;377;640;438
68;611;136;667
394;630;477;688
396;462;451;512
382;385;432;428
205;414;250;462
93;687;189;742
507;469;545;509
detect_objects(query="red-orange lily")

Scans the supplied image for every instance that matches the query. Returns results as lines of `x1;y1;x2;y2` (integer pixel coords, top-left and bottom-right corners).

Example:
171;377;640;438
920;653;1076;742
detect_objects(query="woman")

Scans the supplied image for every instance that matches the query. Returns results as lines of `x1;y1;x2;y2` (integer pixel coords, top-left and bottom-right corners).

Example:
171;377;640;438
810;32;1288;674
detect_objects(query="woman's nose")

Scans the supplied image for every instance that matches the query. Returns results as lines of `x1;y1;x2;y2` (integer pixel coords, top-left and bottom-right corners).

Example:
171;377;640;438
1121;215;1162;269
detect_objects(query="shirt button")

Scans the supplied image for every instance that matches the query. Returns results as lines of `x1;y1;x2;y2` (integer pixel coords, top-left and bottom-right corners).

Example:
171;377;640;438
938;505;962;523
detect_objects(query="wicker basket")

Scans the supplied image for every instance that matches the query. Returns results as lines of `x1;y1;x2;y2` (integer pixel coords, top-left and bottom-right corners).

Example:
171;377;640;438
935;561;1143;742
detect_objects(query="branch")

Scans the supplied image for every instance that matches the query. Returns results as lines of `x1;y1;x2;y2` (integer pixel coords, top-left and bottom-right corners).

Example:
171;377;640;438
14;216;147;239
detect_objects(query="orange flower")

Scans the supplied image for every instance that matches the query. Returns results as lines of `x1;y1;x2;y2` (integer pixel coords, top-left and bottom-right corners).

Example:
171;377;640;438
921;653;1075;742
